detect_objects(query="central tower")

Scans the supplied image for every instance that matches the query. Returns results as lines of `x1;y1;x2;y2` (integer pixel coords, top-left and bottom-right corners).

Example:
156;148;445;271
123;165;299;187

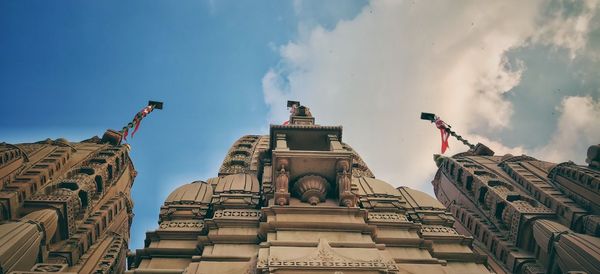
129;102;492;274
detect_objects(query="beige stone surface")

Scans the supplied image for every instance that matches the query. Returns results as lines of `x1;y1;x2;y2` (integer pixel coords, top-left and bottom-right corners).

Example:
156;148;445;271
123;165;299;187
0;133;134;274
432;143;600;274
129;103;492;274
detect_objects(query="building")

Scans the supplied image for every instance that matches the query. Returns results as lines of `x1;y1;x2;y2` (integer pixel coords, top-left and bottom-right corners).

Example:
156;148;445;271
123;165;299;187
127;102;492;274
432;142;600;273
0;130;134;273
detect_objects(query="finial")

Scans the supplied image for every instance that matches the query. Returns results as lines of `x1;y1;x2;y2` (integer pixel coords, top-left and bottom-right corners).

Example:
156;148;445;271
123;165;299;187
283;100;314;125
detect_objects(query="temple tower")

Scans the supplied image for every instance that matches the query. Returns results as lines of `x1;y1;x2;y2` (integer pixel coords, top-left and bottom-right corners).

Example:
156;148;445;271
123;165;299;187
129;102;492;274
432;144;600;274
0;130;135;274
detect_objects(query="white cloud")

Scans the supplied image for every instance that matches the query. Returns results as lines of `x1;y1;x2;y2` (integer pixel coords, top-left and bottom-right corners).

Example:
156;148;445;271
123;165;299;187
262;0;600;191
534;0;600;59
535;96;600;163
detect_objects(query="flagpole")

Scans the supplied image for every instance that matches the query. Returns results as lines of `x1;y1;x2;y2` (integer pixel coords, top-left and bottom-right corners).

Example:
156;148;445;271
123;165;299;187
120;101;164;142
420;112;475;153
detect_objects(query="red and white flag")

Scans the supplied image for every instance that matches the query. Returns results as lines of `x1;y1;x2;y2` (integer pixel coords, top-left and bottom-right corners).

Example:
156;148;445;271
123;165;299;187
435;117;450;154
282;103;298;125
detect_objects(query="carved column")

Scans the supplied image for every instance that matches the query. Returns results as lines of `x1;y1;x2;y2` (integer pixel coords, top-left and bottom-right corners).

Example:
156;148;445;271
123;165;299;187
274;158;290;206
337;159;356;207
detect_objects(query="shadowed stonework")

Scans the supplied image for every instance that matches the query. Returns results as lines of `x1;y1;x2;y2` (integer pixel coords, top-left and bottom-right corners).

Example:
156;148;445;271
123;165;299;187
432;143;600;274
8;102;597;274
127;102;492;274
0;131;134;273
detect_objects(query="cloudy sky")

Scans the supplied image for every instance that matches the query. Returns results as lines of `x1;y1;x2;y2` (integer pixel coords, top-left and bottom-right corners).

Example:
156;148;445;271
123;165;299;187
1;0;599;249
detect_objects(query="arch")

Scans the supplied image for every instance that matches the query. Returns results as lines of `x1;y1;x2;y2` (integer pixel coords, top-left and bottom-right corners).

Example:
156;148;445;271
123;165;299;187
237;143;252;148
95;175;104;194
79;167;95;175
58;182;78;191
478;187;488;204
466;175;473;191
107;165;113;181
115;157;121;172
78;190;89;208
488;180;514;191
495;202;507;220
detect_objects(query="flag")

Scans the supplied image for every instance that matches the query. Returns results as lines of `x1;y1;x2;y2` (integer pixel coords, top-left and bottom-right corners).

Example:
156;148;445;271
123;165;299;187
435;118;450;154
120;102;162;142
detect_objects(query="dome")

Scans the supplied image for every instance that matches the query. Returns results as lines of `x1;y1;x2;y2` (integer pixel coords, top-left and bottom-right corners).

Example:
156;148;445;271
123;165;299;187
212;173;259;194
165;181;213;205
353;177;402;197
397;186;445;210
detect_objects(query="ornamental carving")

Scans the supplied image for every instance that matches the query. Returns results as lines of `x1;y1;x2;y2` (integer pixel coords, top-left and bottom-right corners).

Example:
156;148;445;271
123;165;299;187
274;162;290;206
292;175;329;205
92;234;125;274
262;239;398;272
30;263;67;272
367;212;409;223
337;159;356;207
213;209;262;220
420;225;460;235
218;135;261;175
159;220;204;231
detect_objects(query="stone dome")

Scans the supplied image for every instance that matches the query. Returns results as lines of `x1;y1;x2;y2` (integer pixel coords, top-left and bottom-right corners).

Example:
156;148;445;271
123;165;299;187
165;181;213;205
354;177;402;197
212;173;260;194
397;186;445;210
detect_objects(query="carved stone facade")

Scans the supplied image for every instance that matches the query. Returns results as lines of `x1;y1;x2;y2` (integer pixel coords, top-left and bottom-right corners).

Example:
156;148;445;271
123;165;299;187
0;130;135;274
128;103;491;274
432;143;600;274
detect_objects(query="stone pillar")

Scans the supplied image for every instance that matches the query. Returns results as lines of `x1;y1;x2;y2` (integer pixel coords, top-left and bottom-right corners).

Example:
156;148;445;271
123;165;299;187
328;134;344;152
275;133;289;151
336;159;356;207
274;158;290;206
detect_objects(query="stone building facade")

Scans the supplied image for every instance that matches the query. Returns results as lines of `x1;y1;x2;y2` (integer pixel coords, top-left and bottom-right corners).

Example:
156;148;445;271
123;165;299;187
0;130;135;274
432;143;600;274
127;103;492;274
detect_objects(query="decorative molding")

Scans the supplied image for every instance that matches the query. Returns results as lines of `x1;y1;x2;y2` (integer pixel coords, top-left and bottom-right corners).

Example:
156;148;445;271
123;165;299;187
30;263;68;272
258;239;398;272
292;175;328;205
159;220;204;231
420;225;460;236
213;209;262;220
367;212;409;223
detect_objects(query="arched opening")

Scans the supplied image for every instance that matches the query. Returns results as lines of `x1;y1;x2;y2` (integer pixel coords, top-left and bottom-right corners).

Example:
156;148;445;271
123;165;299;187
107;165;113;181
115;158;121;172
95;175;104;194
78;190;89;208
495;202;506;220
79;167;94;175
58;182;78;190
478;187;488;204
466;176;473;191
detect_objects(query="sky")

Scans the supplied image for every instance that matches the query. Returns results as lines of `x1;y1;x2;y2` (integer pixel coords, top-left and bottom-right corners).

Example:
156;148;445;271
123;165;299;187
1;0;599;250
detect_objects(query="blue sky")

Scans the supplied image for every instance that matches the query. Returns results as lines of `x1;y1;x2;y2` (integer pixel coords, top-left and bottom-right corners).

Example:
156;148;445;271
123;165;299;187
0;0;366;249
2;0;599;250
